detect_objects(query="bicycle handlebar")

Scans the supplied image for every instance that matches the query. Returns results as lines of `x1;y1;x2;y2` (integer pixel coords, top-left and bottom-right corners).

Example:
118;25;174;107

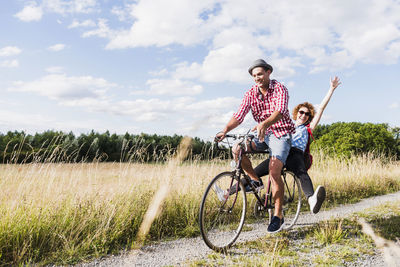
214;132;249;150
214;131;271;155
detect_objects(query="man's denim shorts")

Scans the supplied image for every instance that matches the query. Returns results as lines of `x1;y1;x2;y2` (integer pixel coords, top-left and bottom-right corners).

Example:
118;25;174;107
253;132;292;165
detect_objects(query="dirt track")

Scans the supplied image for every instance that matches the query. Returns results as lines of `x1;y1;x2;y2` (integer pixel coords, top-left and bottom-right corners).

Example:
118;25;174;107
78;191;400;267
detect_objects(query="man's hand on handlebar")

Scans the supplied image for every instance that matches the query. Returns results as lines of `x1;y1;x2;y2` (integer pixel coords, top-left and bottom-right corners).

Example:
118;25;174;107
215;132;226;142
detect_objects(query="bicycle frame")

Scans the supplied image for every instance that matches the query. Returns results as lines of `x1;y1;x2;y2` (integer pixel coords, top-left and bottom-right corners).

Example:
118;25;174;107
199;133;302;251
228;134;297;213
232;138;273;211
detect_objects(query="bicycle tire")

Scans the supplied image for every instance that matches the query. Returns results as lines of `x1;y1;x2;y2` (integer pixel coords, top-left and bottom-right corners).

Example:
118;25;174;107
199;171;247;252
281;171;302;230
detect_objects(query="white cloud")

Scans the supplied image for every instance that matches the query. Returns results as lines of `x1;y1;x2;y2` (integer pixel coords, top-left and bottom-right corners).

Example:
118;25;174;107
82;19;114;39
8;74;116;103
15;0;98;22
171;47;303;84
48;44;66;52
45;66;65;73
0;46;21;68
388;41;400;59
184;97;239;113
111;5;135;22
0;46;22;57
389;102;399;109
72;94;241;123
14;2;43;22
42;0;98;14
340;23;400;65
268;55;304;79
286;81;295;89
70;0;97;13
173;44;261;84
60;97;109;109
0;60;19;68
68;19;96;29
149;68;169;77
111;95;240;123
105;0;217;49
6;71;240;126
144;78;203;96
0;109;53;128
96;0;400;76
104;98;174;120
6;73;211;123
309;49;355;73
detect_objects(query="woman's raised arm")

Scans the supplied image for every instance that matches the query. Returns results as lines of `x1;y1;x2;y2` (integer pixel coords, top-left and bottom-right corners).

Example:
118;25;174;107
309;76;341;131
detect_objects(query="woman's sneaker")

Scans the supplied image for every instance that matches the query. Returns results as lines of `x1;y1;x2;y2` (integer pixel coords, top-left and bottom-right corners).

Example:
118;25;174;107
308;185;326;214
267;216;284;233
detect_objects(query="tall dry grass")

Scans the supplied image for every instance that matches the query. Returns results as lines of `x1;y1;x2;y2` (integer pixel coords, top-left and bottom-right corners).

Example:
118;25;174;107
0;147;399;265
310;150;400;204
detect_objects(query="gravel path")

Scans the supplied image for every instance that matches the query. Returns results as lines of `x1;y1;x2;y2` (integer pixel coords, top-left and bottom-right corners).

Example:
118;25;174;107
78;191;400;267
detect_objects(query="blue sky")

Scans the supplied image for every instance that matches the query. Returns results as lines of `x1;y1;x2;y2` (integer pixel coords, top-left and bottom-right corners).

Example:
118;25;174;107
1;0;399;140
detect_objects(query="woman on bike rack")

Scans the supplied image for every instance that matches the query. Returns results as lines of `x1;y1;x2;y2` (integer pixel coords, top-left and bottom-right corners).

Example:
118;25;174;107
254;76;341;214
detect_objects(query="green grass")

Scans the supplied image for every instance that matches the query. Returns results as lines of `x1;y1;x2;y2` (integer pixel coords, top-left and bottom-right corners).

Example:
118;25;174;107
0;192;205;266
356;201;400;242
189;218;377;266
312;220;347;245
0;153;399;265
0;192;150;265
371;215;400;241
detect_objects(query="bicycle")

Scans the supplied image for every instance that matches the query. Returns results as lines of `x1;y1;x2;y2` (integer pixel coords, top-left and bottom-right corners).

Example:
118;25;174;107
199;132;302;252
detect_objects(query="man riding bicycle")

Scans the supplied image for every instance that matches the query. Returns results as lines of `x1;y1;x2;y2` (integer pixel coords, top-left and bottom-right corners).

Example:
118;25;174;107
216;59;295;233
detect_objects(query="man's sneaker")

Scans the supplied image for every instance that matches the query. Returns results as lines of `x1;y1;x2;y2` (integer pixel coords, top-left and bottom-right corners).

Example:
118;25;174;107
213;184;227;202
308;185;326;214
267;216;284;233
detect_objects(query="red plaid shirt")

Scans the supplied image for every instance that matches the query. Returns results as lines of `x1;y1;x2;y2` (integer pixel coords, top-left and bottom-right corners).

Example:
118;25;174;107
233;80;295;137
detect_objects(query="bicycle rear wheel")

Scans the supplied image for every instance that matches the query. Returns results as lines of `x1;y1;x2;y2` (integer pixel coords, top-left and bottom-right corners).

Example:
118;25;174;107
199;171;247;252
281;171;302;230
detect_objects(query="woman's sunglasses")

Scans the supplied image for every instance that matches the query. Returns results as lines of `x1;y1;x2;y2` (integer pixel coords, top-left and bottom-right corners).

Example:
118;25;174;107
299;110;311;116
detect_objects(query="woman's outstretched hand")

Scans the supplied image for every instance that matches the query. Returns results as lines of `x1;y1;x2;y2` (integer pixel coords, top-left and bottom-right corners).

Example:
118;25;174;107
331;76;341;90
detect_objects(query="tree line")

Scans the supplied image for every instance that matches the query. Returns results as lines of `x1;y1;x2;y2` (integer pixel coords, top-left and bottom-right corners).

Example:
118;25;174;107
0;130;223;163
0;122;399;163
312;122;399;158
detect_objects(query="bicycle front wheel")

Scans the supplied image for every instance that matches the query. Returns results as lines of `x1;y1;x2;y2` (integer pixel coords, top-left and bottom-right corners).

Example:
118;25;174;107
199;171;247;252
281;171;302;230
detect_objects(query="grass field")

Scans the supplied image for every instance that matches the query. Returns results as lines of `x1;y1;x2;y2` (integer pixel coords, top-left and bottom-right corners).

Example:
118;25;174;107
0;150;399;265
